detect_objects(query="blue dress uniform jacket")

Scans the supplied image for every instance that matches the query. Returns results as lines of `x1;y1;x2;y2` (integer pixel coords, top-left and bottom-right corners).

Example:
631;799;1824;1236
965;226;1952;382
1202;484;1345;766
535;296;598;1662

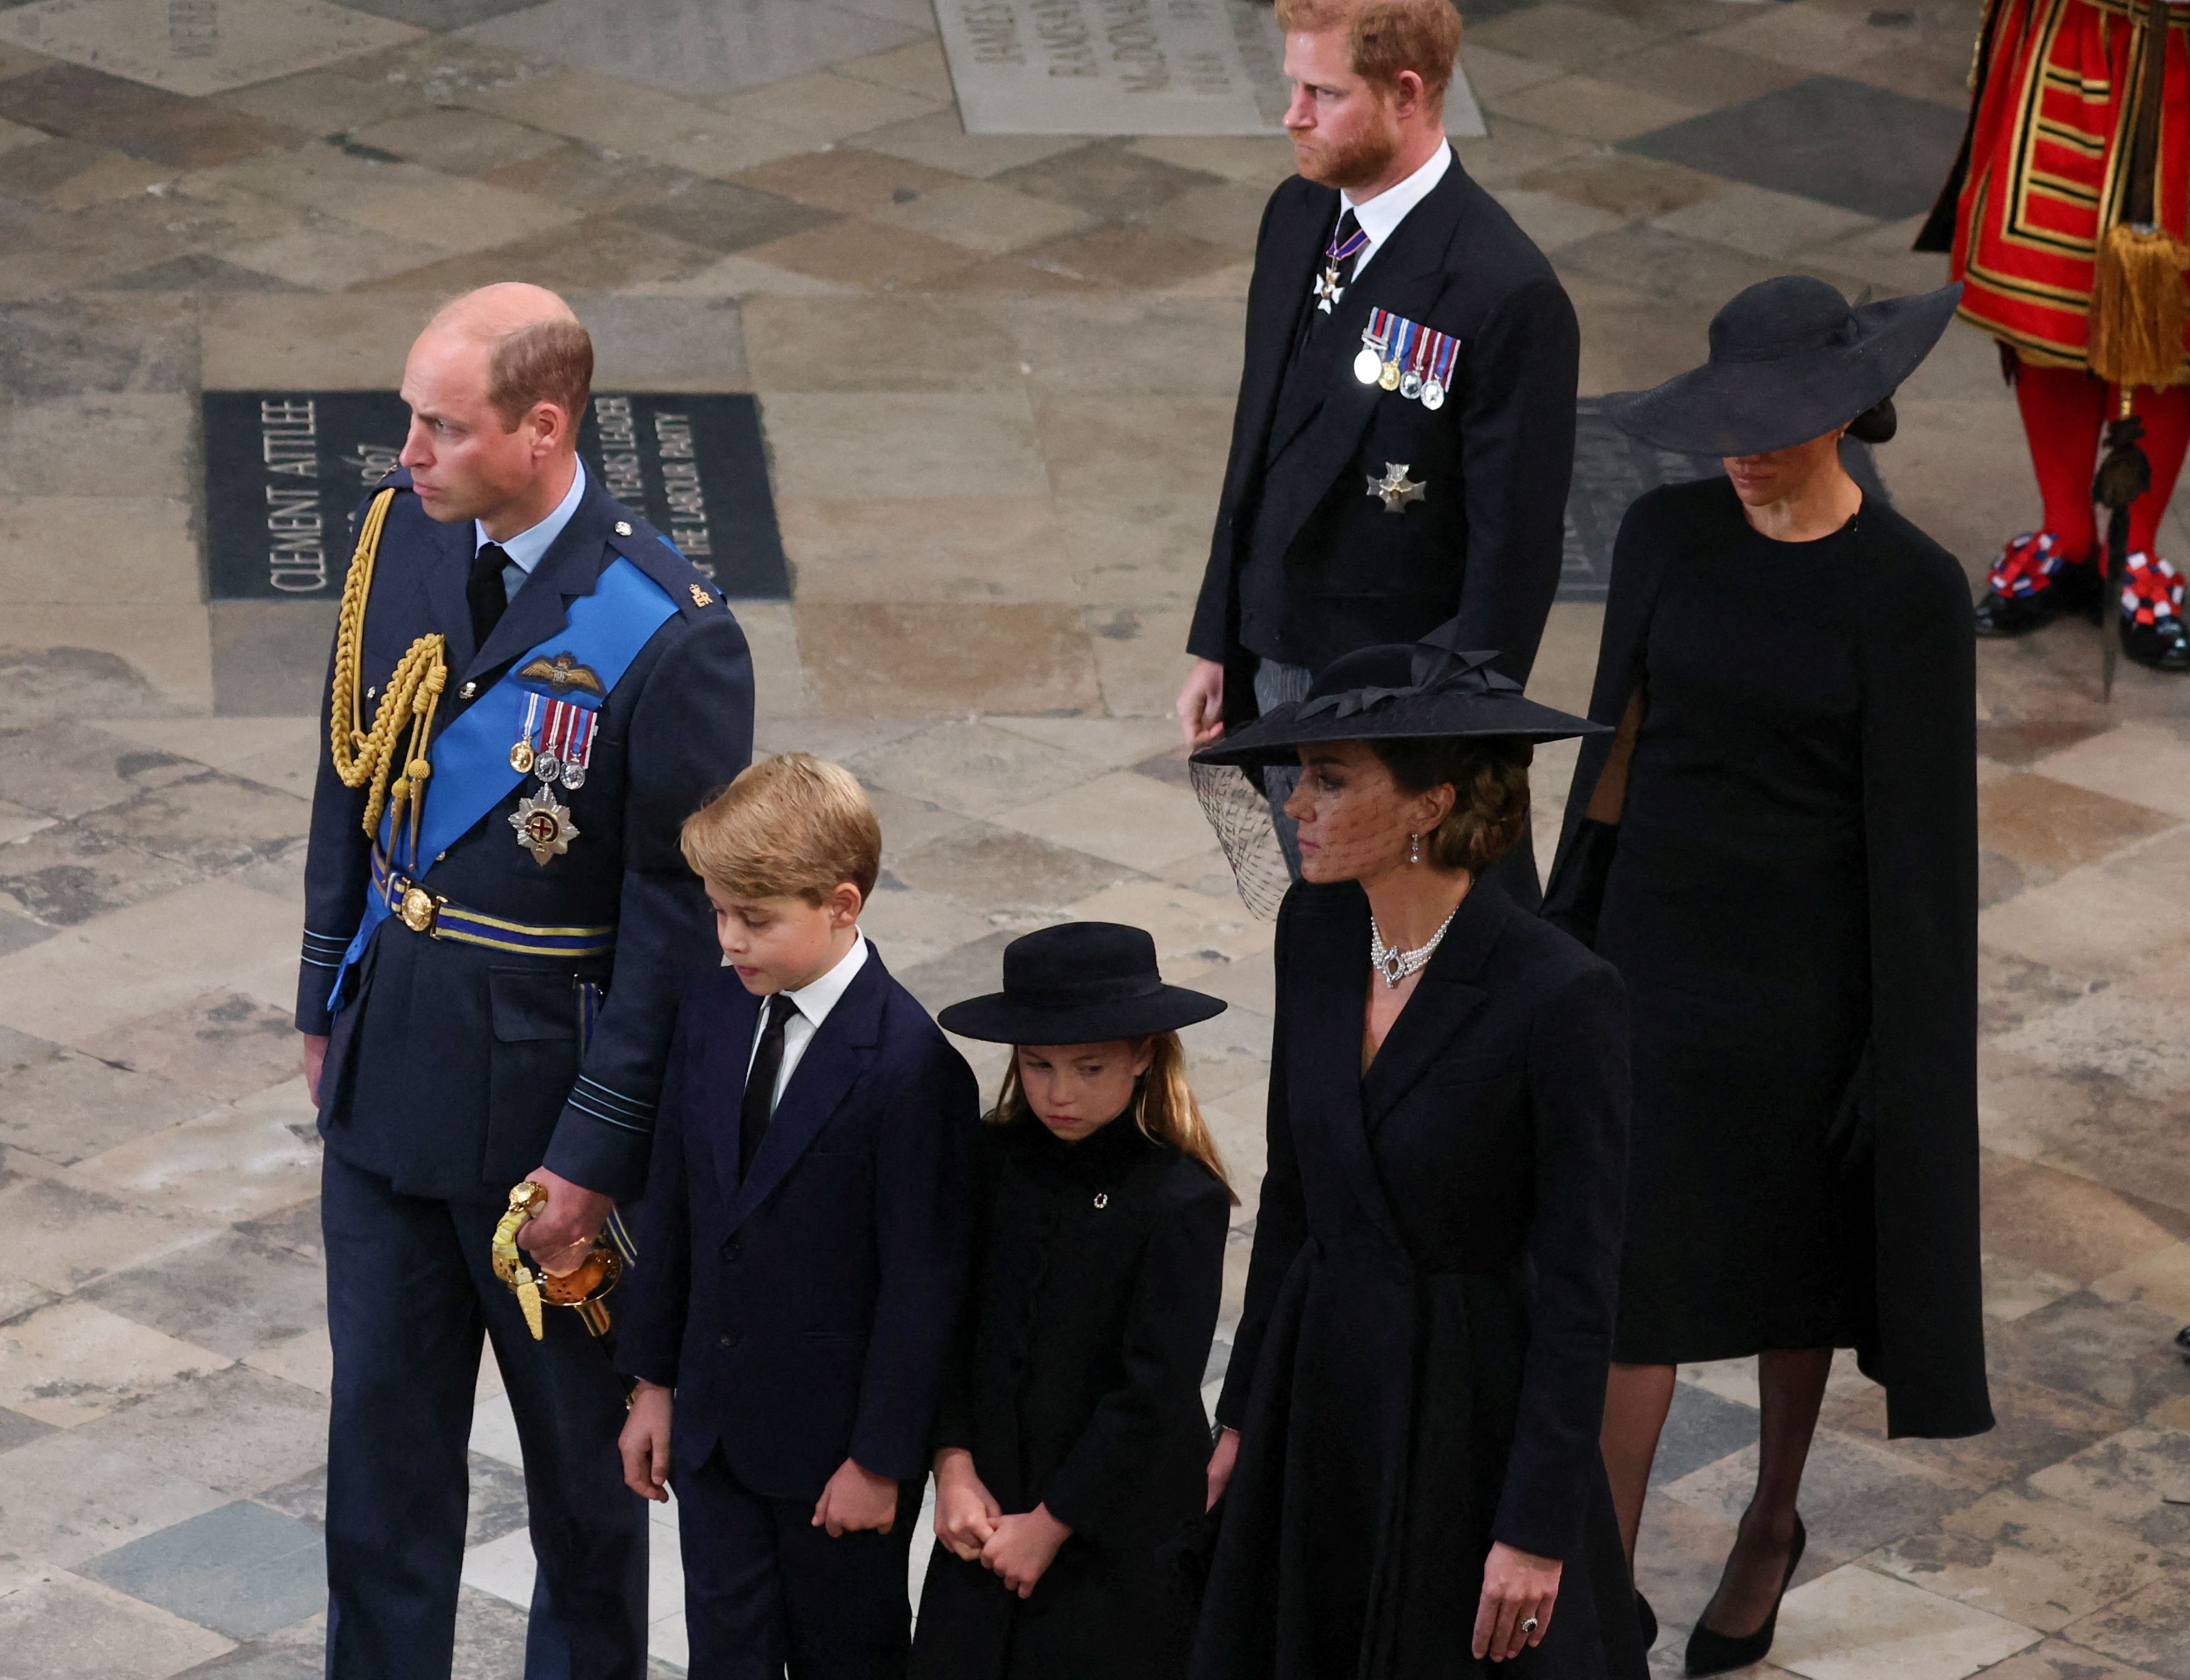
296;468;754;1203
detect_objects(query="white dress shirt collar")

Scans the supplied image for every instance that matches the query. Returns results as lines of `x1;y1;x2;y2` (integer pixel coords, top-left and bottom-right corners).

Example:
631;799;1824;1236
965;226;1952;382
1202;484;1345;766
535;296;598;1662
747;932;870;1105
477;456;587;583
1342;140;1452;275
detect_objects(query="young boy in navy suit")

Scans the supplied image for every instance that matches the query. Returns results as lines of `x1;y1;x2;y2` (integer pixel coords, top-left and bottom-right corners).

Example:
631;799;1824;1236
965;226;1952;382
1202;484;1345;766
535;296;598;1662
617;753;977;1679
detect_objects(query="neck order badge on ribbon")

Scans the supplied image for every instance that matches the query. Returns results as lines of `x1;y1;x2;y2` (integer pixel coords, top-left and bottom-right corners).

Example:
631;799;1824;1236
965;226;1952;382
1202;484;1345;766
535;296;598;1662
326;556;676;1011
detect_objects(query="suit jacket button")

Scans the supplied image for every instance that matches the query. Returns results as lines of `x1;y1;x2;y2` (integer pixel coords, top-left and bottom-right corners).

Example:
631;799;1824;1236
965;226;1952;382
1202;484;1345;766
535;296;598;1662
718;1332;734;1348
722;1240;740;1261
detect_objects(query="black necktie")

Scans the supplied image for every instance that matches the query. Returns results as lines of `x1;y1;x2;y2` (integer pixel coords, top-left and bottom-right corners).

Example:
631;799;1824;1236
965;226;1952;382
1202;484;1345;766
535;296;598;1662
739;993;799;1176
467;541;512;651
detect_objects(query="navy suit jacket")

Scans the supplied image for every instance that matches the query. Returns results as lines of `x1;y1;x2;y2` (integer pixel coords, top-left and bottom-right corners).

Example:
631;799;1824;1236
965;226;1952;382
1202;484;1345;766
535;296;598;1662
616;951;979;1501
296;468;754;1203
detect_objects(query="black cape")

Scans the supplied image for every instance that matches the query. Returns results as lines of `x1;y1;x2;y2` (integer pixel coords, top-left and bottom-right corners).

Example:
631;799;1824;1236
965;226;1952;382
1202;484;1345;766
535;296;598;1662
1543;480;1992;1440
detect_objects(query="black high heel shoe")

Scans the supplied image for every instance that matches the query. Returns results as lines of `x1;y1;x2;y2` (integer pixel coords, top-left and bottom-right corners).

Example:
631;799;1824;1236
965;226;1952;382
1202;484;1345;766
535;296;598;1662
1684;1514;1805;1677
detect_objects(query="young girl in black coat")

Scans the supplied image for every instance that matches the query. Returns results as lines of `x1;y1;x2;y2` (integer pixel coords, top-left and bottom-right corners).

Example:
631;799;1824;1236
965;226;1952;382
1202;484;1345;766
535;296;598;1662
911;922;1234;1680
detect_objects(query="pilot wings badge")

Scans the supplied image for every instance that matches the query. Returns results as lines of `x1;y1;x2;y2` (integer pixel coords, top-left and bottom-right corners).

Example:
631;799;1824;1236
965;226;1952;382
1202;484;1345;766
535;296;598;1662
518;651;606;698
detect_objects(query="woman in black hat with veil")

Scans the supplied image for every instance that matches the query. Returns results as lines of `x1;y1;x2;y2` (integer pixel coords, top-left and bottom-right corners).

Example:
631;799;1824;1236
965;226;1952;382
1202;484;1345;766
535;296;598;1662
1546;277;1993;1674
911;923;1234;1680
1189;634;1647;1680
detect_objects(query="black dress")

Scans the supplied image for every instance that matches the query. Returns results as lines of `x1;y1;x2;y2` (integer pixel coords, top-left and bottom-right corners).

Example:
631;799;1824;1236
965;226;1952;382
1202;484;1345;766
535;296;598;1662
1192;881;1647;1680
911;1110;1230;1680
1546;477;1993;1437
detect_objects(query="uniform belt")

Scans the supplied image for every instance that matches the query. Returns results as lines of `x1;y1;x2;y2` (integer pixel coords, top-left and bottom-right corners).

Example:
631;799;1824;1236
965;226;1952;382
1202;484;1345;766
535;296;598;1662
370;851;616;959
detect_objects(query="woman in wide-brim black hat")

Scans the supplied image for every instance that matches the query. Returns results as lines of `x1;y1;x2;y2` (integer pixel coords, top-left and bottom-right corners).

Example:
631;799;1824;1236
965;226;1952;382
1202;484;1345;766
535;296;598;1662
1546;275;1992;1676
911;923;1233;1680
1186;627;1647;1680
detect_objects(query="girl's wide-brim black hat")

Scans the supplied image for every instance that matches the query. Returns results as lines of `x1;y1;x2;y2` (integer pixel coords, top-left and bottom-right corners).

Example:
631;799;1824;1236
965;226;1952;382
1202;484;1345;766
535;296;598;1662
938;921;1226;1045
1190;622;1606;771
1603;277;1962;457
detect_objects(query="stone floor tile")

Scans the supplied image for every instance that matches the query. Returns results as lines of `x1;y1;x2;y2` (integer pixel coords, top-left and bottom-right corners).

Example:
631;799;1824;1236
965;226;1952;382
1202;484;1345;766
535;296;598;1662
855;110;1094;181
1007;224;1238;291
1464;2;1665;71
743;295;1015;392
449;1582;544;1679
1872;1486;2172;1633
75;1085;319;1225
2030;725;2190;824
858;880;997;973
993;769;1216;874
1979;827;2190;989
782;497;1067;602
0;1048;213;1163
0;494;197;605
196;292;419;389
1771;1563;2039;1679
2093;1243;2190;1326
1984;1292;2190;1425
1135;176;1271;256
1126;134;1298;191
81;1499;324;1641
0;136;158;213
888;825;1136;925
1702;3;1905;75
79;1364;328;1499
1979;949;2105;1042
80;991;301;1107
742;216;978;290
622;248;863;300
731;144;968;218
868;178;1093;257
761;390;1042;500
354;214;730;295
1664;1428;1980;1570
0;930;210;1045
75;779;308;879
1980;1253;2086;1325
460;65;809;181
217;215;452;291
1600;37;1810;109
0;1299;228;1426
1977;774;2181;878
989;142;1222;221
1632;1486;1741;1639
0;1432;228;1570
1490;73;1704;144
1454;42;1569;102
0;821;208;927
611;174;839;258
986;715;1189;770
475;142;697;217
1008;294;1244;396
1652;1380;1760;1487
2063;1571;2190;1680
709;67;944;148
0;0;421;98
0;1565;234;1675
1034;393;1231;501
1081;601;1198;719
1989;976;2190;1110
1650;180;1877;261
0;292;198;401
79;1227;326;1362
232;1197;319;1265
346;104;569;176
0;1169;214;1294
0;394;192;498
1489;187;1628;255
1974;1637;2177;1680
799;601;1101;715
2028;1427;2190;1556
206;65;434;138
241;1326;331;1396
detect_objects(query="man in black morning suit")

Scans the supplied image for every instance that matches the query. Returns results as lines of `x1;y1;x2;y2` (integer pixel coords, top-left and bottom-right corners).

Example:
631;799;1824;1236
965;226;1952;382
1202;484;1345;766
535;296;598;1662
294;284;754;1679
1177;0;1578;903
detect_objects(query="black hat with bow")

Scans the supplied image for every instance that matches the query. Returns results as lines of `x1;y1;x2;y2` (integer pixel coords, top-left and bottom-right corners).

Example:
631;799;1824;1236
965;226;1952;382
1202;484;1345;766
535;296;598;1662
1188;621;1605;770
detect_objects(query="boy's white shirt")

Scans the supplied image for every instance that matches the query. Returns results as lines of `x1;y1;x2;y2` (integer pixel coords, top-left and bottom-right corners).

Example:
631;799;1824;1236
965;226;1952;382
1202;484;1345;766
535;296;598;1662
742;932;869;1108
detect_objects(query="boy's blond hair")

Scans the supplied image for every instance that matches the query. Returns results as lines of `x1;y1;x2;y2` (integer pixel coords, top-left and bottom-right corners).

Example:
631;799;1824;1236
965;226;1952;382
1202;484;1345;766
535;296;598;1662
1274;0;1461;100
680;752;881;906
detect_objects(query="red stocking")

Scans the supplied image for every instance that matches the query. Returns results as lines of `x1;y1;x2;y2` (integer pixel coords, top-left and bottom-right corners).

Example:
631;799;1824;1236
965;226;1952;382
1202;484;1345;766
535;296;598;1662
2125;383;2190;559
2014;361;2108;559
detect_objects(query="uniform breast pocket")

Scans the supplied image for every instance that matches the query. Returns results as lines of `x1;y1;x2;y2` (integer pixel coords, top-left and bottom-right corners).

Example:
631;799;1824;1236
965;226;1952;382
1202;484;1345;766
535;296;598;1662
483;969;584;1183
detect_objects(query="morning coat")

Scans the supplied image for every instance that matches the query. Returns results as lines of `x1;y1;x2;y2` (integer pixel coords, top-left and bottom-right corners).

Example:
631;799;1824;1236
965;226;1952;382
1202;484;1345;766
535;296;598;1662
1542;479;1993;1440
1192;880;1646;1680
614;954;979;1499
297;468;753;1203
912;1111;1230;1680
1186;146;1580;718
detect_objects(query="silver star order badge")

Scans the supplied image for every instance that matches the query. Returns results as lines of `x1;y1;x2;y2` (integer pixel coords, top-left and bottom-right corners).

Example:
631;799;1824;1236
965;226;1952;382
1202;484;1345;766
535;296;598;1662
1313;264;1345;313
510;789;579;864
1367;462;1426;513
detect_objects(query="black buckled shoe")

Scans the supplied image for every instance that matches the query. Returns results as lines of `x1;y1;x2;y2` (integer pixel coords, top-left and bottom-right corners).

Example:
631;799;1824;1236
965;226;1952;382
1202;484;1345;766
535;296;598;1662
1974;531;2100;637
1685;1514;1805;1677
2120;552;2190;673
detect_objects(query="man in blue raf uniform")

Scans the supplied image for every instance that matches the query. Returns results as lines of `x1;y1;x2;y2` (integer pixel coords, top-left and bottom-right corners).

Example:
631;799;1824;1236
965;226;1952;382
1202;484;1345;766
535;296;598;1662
294;284;754;1679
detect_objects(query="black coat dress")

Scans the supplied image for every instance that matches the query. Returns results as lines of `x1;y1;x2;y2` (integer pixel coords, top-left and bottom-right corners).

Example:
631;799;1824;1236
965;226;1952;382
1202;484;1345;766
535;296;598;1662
912;1112;1231;1680
1544;479;1992;1440
1192;881;1646;1680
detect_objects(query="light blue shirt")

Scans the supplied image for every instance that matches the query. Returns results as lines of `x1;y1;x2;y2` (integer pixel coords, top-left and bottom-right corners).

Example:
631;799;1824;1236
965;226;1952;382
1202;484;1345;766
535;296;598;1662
478;458;587;602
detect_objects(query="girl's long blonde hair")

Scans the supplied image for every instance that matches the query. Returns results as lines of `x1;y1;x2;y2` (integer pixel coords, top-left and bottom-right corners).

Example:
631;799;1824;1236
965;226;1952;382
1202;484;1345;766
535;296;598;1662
990;1031;1237;1203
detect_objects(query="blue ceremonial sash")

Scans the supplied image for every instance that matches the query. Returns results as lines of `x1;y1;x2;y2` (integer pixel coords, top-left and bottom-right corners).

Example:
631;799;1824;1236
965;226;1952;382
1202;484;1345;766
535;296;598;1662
329;556;677;1011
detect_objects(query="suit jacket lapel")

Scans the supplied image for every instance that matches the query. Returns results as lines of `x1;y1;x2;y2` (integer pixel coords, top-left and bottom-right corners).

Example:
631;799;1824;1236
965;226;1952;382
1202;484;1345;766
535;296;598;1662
724;954;889;1234
419;514;478;674
462;477;617;687
1291;888;1407;1252
1360;881;1504;1125
1227;184;1333;506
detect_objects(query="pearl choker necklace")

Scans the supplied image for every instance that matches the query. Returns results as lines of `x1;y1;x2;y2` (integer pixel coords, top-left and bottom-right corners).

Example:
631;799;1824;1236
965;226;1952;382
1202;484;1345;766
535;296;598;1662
1370;906;1459;988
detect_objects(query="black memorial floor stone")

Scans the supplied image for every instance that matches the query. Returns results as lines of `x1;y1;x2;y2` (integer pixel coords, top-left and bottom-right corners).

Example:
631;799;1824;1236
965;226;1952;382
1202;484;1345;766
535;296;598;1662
1618;75;1965;221
1559;398;1884;603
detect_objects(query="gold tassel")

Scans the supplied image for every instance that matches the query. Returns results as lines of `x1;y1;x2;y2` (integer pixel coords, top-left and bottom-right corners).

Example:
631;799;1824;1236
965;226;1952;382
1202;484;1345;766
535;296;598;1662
2089;221;2190;391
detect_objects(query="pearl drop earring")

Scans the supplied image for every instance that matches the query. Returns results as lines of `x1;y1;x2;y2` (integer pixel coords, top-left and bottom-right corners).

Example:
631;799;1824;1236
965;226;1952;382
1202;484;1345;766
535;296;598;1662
1409;832;1421;865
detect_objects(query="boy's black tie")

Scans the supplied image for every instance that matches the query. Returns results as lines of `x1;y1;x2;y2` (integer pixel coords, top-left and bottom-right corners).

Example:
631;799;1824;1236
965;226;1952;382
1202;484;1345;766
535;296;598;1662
740;992;799;1176
467;541;513;649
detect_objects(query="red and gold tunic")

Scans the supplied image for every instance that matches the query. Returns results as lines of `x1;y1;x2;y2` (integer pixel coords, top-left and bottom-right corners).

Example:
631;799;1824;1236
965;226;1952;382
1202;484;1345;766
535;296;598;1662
1942;0;2190;373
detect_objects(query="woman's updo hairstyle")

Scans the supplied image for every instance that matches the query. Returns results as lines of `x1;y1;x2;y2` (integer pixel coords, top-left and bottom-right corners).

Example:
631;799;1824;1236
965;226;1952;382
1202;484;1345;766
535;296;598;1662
1845;395;1897;444
1368;735;1533;875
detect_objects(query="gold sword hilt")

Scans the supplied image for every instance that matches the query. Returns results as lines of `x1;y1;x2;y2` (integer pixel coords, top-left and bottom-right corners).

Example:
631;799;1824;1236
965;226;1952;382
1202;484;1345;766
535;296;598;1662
491;1179;624;1341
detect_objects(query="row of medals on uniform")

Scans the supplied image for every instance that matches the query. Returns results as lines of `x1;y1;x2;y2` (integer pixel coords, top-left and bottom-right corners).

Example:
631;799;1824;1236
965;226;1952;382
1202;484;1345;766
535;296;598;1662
510;690;593;863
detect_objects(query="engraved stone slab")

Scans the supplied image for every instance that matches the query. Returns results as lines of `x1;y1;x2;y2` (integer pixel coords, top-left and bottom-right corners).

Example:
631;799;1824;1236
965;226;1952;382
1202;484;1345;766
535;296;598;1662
0;0;422;98
201;390;791;600
936;0;1485;137
1559;398;1883;602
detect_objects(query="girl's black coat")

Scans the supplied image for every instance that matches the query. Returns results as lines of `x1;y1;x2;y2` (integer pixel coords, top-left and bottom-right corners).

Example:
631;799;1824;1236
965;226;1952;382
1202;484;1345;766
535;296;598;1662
911;1111;1231;1680
1192;881;1647;1680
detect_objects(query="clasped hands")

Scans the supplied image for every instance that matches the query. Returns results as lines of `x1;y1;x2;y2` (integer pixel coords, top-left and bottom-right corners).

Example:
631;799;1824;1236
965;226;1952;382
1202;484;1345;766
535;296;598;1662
1204;1427;1560;1663
932;1448;1070;1599
621;1383;902;1536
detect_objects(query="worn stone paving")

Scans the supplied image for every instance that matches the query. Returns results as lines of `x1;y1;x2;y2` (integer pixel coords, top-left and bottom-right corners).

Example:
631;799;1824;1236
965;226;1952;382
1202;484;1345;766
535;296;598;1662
0;0;2186;1675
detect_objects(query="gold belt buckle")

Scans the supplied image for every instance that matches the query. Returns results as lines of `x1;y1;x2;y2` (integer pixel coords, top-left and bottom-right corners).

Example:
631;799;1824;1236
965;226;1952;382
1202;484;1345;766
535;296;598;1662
392;877;441;935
